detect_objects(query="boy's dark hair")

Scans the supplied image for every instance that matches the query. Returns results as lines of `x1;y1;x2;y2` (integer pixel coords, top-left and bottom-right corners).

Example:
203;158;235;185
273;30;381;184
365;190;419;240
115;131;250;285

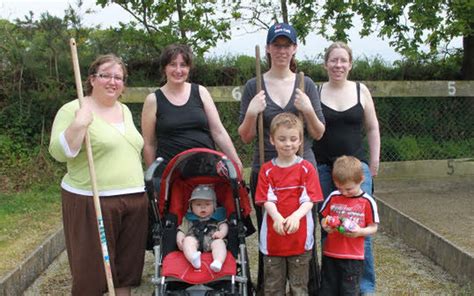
332;155;364;184
270;112;303;139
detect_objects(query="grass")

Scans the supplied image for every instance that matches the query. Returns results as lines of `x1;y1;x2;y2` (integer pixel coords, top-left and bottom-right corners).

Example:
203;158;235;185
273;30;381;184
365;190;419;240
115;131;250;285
374;231;471;295
0;183;62;277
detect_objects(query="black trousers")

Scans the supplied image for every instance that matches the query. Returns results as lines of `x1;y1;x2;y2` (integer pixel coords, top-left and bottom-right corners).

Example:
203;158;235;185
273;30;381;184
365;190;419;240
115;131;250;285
319;255;364;296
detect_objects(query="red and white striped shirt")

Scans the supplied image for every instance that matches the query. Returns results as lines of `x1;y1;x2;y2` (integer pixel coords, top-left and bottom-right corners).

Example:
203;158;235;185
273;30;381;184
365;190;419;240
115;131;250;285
256;158;323;256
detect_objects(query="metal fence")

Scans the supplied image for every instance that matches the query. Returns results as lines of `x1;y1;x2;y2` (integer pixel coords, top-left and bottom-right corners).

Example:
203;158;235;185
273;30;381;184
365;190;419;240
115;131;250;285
124;81;474;163
376;96;473;161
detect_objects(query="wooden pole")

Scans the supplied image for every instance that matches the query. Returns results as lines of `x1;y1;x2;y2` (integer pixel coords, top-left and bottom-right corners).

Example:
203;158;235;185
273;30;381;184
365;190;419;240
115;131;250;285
298;71;305;156
256;45;264;165
69;38;116;296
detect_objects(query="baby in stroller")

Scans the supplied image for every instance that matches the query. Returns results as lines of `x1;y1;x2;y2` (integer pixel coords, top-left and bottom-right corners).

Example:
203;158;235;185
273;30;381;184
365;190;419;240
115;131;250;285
177;184;228;272
145;148;255;295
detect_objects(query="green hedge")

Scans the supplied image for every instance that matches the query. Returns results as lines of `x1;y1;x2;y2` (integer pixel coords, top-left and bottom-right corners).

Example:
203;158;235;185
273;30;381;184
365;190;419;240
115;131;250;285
1;17;470;185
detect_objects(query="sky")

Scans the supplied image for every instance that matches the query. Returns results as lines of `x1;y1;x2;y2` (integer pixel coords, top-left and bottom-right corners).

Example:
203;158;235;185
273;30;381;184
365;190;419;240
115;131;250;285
0;0;463;63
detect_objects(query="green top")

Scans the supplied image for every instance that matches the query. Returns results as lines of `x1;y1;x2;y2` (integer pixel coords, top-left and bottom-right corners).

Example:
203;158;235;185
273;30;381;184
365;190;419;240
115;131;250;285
49;100;144;195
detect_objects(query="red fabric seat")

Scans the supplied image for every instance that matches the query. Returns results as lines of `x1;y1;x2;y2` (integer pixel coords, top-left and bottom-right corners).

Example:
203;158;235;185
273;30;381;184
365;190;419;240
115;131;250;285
162;251;236;284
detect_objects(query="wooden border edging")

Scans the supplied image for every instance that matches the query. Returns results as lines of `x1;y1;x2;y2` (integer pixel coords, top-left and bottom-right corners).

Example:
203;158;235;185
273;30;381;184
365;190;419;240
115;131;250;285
121;81;474;103
0;227;65;296
376;196;473;289
379;158;474;179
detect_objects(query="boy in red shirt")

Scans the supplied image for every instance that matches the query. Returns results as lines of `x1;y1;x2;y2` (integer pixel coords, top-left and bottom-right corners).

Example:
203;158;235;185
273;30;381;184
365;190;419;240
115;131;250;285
319;155;379;295
255;112;323;295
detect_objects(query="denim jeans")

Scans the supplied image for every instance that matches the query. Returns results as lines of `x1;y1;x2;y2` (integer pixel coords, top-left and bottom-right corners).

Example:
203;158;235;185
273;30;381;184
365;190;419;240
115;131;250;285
317;162;376;293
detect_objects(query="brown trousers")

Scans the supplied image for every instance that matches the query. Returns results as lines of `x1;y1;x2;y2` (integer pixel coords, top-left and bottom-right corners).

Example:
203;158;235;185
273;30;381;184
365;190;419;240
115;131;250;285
61;189;148;296
263;251;312;296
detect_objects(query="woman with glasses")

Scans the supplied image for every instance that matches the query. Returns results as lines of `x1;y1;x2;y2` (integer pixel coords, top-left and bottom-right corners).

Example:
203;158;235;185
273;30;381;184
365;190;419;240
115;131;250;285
238;23;325;294
313;41;380;295
49;54;147;295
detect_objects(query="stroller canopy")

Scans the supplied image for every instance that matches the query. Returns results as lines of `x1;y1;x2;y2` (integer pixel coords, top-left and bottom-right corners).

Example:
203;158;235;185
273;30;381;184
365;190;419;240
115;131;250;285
157;148;252;225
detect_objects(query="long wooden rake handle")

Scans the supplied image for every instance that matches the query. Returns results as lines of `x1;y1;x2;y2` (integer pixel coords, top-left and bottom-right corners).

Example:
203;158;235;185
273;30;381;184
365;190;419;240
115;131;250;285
69;38;116;296
255;45;264;165
298;71;305;157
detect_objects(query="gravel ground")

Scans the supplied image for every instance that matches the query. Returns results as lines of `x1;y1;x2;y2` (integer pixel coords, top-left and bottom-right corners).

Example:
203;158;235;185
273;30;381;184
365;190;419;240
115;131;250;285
24;229;469;295
24;176;472;295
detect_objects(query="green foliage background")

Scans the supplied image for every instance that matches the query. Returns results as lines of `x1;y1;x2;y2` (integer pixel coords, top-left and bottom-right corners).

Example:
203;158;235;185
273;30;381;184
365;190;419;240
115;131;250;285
0;15;471;192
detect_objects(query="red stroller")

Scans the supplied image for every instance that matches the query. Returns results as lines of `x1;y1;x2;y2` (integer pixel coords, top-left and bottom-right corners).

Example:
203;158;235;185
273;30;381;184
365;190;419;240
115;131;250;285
145;148;255;296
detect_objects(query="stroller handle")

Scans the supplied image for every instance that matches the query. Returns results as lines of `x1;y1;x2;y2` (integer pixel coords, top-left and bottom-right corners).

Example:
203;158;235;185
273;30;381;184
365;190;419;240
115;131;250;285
221;157;238;180
145;157;165;183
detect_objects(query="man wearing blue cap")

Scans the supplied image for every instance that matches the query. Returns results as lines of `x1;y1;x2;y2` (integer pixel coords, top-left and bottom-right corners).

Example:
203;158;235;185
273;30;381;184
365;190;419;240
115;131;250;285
238;22;326;294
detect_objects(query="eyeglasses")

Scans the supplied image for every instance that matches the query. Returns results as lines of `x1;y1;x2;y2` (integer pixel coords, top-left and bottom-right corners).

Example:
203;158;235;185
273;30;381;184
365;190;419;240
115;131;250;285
94;73;125;83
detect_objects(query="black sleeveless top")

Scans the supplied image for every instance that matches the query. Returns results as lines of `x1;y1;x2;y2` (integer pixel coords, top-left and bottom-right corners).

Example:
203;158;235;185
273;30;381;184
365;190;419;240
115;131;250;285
313;82;367;165
155;83;215;167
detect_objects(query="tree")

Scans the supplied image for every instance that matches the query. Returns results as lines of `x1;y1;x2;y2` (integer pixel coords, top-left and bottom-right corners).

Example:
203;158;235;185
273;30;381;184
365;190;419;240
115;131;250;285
0;7;88;147
96;0;235;56
230;0;471;79
290;0;473;79
349;1;472;79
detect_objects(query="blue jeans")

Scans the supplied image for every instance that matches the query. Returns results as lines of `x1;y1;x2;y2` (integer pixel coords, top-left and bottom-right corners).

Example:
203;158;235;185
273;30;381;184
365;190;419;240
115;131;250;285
317;162;376;293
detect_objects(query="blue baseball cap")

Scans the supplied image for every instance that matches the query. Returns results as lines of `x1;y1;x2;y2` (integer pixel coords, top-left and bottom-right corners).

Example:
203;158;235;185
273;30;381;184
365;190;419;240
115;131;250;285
266;23;297;45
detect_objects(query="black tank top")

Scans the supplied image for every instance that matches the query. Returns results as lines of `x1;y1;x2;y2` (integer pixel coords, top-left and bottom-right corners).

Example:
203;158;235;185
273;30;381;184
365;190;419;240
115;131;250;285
314;82;367;165
155;83;215;167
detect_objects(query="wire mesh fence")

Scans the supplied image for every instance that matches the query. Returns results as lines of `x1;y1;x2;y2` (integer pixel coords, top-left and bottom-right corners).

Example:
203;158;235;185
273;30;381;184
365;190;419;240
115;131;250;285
125;83;474;164
376;97;474;162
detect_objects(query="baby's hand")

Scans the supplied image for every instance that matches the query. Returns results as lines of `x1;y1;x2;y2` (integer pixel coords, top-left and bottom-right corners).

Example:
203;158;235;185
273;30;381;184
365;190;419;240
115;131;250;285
177;237;184;250
212;231;225;239
283;214;300;234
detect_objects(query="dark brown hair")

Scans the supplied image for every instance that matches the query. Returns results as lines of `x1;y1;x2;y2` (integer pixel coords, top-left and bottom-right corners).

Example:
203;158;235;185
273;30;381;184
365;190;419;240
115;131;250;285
84;54;127;96
159;43;194;83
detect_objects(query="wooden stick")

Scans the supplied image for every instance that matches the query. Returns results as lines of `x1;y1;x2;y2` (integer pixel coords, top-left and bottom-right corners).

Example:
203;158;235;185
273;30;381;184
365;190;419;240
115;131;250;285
298;71;305;157
69;38;116;296
256;45;264;165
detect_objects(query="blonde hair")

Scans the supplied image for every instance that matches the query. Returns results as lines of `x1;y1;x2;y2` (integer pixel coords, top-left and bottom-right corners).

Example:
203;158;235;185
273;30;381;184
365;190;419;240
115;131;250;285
85;54;127;96
332;155;363;184
324;41;353;63
270;112;303;140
